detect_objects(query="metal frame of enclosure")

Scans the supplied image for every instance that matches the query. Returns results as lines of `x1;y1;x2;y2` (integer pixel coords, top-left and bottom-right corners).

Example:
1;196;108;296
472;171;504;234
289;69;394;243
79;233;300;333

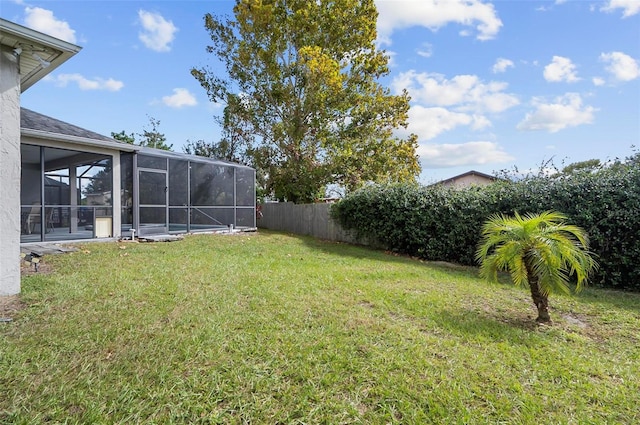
20;145;256;243
126;148;256;237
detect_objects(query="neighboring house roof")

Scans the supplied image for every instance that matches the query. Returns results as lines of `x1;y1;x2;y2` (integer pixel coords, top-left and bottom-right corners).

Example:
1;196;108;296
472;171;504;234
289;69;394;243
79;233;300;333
0;17;81;92
433;170;500;188
20;107;140;152
44;176;69;187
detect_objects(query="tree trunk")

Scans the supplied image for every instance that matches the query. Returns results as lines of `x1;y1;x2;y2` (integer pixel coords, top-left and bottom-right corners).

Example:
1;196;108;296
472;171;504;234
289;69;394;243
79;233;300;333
526;264;552;323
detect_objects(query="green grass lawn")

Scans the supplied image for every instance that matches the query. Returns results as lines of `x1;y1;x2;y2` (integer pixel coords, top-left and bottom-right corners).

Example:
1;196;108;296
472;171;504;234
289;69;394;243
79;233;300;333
2;231;639;424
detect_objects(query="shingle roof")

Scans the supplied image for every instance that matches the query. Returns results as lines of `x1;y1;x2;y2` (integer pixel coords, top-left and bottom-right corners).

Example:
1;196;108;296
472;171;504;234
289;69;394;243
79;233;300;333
441;170;498;182
20;107;116;143
429;170;502;187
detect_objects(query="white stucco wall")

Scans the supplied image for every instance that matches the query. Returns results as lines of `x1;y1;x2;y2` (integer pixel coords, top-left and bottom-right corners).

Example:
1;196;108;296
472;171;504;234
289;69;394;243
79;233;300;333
0;45;21;295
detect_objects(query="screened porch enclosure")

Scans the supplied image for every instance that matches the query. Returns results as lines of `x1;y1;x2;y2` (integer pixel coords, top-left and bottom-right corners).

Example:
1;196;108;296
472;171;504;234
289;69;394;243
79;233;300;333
20;144;113;243
21;145;256;243
126;149;256;237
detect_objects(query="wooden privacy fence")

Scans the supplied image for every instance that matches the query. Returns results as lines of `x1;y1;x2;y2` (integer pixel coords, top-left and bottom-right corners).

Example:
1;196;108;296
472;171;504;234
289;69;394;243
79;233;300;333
257;202;359;244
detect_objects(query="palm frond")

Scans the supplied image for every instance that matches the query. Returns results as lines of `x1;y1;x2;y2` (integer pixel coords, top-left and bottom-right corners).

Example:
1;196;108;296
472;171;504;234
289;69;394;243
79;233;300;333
477;210;597;295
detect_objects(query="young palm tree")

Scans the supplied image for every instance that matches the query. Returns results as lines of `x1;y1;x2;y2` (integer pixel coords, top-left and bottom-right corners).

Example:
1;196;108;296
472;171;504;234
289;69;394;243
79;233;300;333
476;211;597;323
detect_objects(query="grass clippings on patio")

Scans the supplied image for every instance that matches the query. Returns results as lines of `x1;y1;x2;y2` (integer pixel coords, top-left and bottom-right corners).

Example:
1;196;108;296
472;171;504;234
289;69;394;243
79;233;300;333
2;231;639;424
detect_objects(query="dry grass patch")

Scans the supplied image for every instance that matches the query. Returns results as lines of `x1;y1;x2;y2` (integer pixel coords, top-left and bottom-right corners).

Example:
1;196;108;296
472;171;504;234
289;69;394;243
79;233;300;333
0;296;24;321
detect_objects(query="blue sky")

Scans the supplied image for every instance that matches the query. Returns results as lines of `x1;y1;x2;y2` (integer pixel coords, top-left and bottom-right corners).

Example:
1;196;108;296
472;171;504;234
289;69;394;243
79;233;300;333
3;0;639;183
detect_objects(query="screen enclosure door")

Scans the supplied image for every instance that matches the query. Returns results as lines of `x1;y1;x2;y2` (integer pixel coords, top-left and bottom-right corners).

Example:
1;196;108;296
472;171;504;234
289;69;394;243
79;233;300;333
138;169;167;235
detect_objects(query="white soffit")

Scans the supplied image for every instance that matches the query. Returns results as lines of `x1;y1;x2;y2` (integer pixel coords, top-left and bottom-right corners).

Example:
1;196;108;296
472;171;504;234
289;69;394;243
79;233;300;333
0;17;81;92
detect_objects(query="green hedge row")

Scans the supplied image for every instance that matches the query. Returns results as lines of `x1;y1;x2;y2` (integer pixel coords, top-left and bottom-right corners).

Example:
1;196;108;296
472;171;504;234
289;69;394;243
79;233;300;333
331;163;640;290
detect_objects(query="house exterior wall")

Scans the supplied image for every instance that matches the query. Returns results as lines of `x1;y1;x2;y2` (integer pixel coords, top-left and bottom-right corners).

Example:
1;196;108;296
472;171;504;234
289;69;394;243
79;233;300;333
441;174;495;188
0;45;22;295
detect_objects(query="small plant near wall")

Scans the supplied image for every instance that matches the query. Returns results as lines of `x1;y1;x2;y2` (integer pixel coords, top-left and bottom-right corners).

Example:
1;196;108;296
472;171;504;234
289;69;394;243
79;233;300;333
476;211;597;324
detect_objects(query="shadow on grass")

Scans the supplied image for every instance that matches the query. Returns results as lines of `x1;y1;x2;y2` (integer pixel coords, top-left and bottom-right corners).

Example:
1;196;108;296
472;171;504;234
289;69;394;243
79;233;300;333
266;229;483;280
483;273;640;316
262;229;631;315
577;287;640;314
432;308;539;342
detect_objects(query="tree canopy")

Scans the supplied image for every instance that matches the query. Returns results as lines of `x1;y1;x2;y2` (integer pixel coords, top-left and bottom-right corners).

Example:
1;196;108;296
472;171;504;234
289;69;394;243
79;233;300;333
183;95;253;165
138;116;173;151
111;116;172;151
561;159;602;175
111;130;136;145
192;0;420;203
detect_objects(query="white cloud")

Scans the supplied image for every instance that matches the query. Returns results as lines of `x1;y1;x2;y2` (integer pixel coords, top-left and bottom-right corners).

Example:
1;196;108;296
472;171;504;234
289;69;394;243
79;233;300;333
392;71;519;113
470;114;492;130
543;56;580;83
492;58;514;73
46;73;124;91
24;7;76;43
162;88;197;108
417;141;513;167
536;0;566;12
416;43;433;58
592;77;605;86
138;10;177;52
601;0;640;17
45;74;124;91
405;106;474;140
392;71;518;141
375;0;502;45
600;51;640;82
517;93;596;133
46;74;124;91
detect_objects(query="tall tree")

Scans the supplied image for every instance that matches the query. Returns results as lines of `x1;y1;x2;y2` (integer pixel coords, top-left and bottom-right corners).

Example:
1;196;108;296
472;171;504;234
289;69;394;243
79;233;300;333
138;116;173;151
561;159;601;175
192;0;420;203
82;161;112;198
183;95;253;164
476;211;597;323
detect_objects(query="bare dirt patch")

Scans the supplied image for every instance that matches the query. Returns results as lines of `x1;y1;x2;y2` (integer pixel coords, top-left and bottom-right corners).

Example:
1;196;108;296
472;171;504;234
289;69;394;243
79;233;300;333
20;258;54;276
560;313;589;329
0;295;24;321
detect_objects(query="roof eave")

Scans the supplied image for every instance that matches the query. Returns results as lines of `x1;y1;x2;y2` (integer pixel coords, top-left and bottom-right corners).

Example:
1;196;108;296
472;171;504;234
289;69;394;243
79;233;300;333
0;17;82;92
21;128;142;152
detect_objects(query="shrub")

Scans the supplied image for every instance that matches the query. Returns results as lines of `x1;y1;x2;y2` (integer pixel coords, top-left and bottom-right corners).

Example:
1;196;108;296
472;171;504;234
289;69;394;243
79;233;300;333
331;162;640;290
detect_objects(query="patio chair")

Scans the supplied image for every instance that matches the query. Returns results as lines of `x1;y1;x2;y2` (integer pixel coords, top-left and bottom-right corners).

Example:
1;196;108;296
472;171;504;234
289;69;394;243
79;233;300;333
24;204;41;234
45;208;55;233
24;205;55;234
